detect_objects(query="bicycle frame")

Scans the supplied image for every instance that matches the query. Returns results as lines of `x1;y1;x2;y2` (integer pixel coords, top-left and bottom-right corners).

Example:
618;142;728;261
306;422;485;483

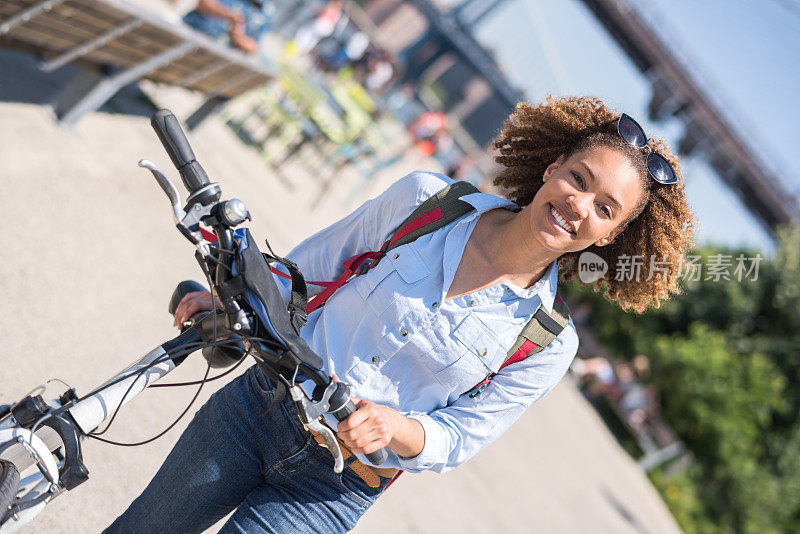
0;322;206;532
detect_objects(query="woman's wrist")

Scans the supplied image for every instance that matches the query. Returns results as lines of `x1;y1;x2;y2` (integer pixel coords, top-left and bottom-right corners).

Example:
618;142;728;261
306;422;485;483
385;409;425;459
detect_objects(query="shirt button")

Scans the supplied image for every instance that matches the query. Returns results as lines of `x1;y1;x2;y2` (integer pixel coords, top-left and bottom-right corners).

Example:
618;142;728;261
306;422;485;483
469;299;477;307
393;253;400;259
371;355;380;364
431;301;439;309
400;329;408;337
480;348;487;356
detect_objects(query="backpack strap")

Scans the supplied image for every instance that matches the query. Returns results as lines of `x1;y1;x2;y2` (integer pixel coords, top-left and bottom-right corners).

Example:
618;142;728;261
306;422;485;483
467;293;571;398
384;180;479;253
305;180;480;314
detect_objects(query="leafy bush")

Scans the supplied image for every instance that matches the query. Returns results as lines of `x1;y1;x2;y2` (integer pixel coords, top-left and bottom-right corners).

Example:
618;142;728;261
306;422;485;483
564;226;800;532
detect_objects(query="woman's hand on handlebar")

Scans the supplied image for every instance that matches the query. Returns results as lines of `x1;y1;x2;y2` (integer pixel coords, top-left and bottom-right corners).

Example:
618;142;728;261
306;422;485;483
336;392;426;459
336;397;398;456
172;291;222;328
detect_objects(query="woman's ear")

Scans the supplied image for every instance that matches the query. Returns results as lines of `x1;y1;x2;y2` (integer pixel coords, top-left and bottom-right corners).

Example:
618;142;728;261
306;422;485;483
543;154;565;183
595;234;615;247
595;225;624;247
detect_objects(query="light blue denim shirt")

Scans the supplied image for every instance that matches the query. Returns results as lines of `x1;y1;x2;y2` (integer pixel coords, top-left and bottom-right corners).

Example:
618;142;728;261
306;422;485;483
273;171;579;473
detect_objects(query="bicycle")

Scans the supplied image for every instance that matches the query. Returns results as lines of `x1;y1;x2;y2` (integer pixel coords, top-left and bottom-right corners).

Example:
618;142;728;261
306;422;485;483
0;109;388;532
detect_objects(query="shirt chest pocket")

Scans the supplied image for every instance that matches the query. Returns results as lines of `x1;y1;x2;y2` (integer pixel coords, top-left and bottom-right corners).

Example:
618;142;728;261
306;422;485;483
354;244;430;314
429;312;505;394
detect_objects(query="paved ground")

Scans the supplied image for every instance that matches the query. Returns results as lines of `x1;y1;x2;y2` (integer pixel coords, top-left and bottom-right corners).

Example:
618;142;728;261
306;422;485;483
0;30;681;534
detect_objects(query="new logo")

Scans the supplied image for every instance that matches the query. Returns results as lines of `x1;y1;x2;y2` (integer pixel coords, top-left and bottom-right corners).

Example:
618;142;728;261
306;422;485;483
578;252;608;283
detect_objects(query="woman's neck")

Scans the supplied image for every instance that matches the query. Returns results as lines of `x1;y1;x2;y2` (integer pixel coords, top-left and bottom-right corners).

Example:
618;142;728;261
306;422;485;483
445;208;559;300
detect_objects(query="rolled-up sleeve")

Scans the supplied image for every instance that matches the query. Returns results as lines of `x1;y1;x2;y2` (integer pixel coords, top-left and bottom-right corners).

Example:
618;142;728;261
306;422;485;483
395;320;579;473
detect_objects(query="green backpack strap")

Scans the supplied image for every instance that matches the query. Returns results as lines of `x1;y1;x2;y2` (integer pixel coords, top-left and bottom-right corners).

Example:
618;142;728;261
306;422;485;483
383;180;480;253
467;293;571;398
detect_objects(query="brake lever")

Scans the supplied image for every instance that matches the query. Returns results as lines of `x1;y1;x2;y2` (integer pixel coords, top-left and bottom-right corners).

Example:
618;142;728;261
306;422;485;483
139;159;212;257
289;383;347;473
306;418;344;473
138;159;186;224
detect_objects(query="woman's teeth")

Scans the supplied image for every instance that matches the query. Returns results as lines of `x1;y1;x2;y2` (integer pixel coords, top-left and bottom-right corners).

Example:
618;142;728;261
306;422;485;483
550;205;574;234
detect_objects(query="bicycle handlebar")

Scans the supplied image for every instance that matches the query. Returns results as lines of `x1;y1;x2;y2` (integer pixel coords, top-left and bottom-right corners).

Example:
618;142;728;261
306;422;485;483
150;109;210;194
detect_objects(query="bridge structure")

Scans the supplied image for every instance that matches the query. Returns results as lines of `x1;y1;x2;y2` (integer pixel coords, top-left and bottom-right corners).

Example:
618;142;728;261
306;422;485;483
576;0;800;233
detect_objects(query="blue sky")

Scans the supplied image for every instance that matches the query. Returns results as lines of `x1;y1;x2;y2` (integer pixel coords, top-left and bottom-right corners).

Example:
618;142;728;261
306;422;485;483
466;0;800;254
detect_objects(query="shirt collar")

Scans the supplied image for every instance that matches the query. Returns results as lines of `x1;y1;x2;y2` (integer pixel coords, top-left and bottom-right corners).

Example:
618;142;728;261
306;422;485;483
452;191;559;312
458;191;519;214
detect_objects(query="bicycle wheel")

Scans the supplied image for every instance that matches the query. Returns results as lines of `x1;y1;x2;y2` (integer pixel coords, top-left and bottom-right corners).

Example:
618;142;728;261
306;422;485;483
0;459;20;524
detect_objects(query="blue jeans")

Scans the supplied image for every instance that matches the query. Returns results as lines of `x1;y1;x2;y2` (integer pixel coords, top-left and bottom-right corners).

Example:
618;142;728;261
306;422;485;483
104;365;390;533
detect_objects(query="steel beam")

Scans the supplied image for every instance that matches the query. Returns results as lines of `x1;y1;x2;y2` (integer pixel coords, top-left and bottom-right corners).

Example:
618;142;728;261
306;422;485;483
0;0;67;36
39;18;142;72
56;41;196;126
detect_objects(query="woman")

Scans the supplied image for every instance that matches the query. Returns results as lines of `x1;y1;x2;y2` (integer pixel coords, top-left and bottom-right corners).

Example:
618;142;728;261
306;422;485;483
105;96;694;533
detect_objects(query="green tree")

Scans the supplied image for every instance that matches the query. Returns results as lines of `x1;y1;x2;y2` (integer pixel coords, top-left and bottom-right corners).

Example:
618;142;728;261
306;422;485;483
564;226;800;532
649;323;786;532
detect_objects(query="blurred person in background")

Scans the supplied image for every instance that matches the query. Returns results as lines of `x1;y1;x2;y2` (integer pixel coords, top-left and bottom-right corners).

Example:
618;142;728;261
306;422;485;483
571;355;617;399
314;31;371;72
105;96;694;534
182;0;274;53
617;356;657;432
294;0;345;55
358;46;397;95
408;110;450;156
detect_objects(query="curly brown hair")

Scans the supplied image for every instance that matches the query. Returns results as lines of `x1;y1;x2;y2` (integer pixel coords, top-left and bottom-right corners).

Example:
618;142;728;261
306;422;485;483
492;96;695;312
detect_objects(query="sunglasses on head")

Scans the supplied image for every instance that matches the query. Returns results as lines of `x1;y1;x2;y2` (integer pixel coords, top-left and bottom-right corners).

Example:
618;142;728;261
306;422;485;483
614;113;678;185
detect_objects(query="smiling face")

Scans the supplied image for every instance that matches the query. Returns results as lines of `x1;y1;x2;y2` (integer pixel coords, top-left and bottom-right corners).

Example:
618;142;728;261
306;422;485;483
526;146;646;254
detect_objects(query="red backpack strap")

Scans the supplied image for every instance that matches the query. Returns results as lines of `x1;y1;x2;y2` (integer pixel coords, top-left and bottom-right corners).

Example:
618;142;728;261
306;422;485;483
305;180;480;314
467;293;571;398
200;227;218;242
384;180;479;253
305;251;384;314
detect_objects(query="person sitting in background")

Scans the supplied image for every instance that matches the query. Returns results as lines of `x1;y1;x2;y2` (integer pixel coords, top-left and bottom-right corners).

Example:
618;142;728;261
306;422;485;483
313;31;370;72
408;111;449;156
571;355;617;399
182;0;274;54
617;356;656;432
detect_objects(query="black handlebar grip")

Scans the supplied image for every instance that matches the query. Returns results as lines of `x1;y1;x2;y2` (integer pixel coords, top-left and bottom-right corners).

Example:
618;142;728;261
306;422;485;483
150;109;210;193
168;280;207;316
151;109;195;169
333;400;390;466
